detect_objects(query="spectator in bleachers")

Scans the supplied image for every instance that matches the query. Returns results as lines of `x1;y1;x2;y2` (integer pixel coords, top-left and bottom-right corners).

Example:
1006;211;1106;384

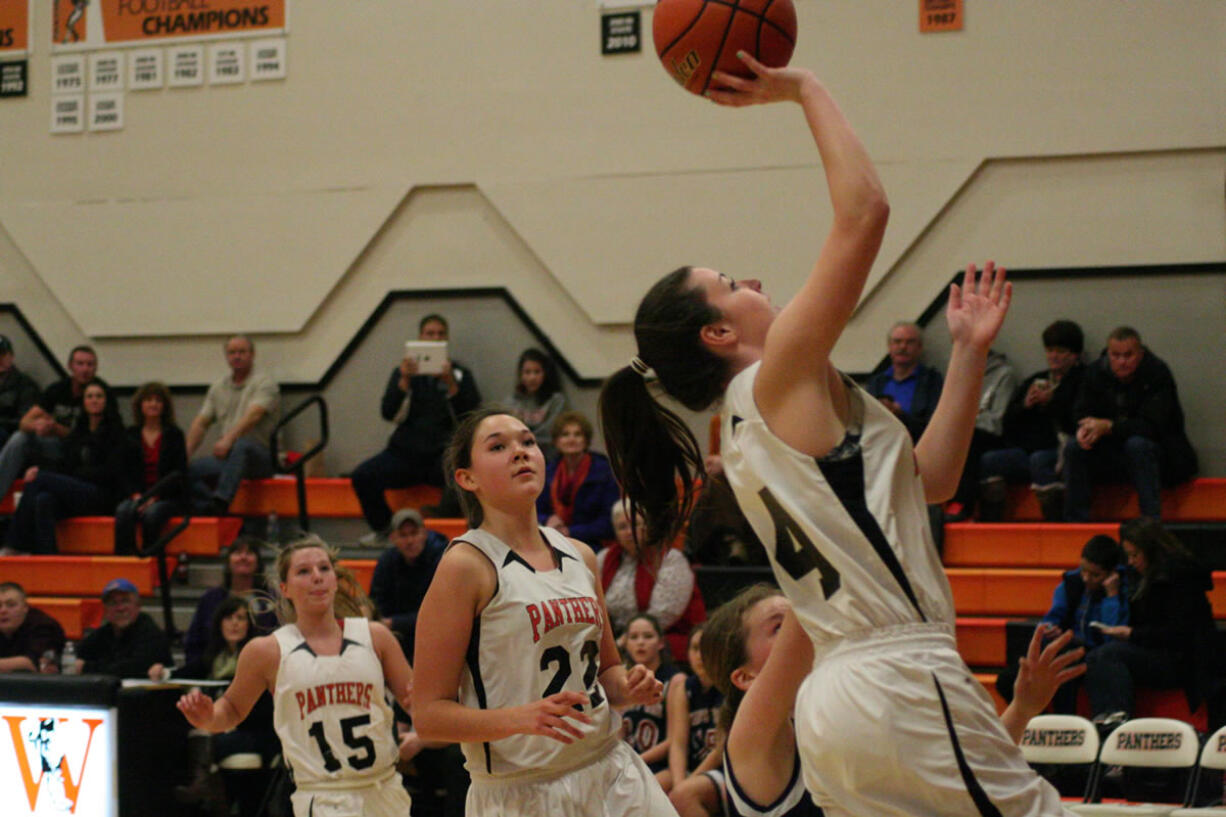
1084;518;1215;729
978;319;1085;521
503;348;568;460
149;595;277;816
599;499;704;661
183;535;276;666
0;581;66;673
995;534;1131;713
4;380;130;554
1063;327;1197;521
113;382;188;556
945;348;1016;521
0;335;41;449
186;335;280;516
352;314;482;537
537;410;621;549
0;345;108;502
75;577;172;677
370;507;446;659
865;321;943;441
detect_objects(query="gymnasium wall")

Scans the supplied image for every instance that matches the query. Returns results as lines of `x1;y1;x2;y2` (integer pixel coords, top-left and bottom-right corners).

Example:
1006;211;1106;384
1;2;1223;472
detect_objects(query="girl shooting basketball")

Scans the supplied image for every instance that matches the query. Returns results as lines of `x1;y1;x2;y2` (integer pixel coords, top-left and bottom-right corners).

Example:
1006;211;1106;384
600;53;1074;816
177;537;414;817
412;407;677;816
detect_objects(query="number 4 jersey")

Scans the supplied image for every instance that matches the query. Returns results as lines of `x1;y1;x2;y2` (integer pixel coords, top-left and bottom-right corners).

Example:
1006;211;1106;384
272;617;400;788
721;363;957;649
456;527;619;782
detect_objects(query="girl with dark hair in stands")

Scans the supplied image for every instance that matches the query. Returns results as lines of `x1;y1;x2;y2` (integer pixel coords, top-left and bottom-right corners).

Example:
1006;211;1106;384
1085;517;1216;730
598;53;1073;816
6;379;130;554
113;381;188;555
151;595;278;816
504;348;568;459
183;534;278;666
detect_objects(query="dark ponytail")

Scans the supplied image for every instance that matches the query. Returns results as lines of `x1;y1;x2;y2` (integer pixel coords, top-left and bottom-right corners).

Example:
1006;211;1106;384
599;266;730;547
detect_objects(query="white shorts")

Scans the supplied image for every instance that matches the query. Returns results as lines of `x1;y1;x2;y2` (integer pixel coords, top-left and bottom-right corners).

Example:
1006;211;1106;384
795;625;1075;817
290;770;412;817
466;739;678;817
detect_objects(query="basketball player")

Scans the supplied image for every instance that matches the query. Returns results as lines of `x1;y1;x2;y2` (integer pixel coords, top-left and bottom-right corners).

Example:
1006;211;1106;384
411;408;678;816
700;586;1086;817
177;536;413;817
598;53;1075;816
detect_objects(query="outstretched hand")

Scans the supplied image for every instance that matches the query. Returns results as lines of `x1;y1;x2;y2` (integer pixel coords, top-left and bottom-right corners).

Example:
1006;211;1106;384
946;261;1011;351
705;51;816;107
1012;624;1086;720
176;688;216;731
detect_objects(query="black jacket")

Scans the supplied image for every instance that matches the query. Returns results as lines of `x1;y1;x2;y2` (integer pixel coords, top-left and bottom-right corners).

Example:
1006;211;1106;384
0;367;40;436
78;612;173;679
1130;558;1216;710
1002;364;1084;452
1074;349;1197;484
58;416;134;506
122;424;188;501
380;364;482;458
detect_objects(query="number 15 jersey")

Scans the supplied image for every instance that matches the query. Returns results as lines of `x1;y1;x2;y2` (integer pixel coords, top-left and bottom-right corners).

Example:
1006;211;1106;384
721;363;957;650
272;617;400;789
455;527;619;782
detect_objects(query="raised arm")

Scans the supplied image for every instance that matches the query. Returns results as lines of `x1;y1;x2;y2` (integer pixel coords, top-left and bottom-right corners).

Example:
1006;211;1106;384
707;54;888;456
999;624;1085;744
914;262;1011;501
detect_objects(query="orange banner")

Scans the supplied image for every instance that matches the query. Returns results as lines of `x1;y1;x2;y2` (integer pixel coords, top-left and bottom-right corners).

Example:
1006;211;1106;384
54;0;286;50
919;0;963;33
0;0;31;54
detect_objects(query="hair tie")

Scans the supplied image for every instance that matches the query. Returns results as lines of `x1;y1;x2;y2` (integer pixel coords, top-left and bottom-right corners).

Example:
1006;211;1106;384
629;356;652;378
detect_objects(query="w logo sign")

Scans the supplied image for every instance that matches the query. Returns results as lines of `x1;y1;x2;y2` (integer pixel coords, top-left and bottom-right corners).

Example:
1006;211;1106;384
0;710;112;816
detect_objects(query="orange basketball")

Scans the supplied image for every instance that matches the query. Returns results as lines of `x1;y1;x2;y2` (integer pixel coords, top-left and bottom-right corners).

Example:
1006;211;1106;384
653;0;798;96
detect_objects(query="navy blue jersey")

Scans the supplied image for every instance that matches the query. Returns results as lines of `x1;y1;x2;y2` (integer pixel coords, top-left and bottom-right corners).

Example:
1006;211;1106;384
686;674;723;771
620;666;680;772
725;747;823;817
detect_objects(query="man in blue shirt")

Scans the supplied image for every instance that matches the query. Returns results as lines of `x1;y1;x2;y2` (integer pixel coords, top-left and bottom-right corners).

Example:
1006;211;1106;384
865;321;944;441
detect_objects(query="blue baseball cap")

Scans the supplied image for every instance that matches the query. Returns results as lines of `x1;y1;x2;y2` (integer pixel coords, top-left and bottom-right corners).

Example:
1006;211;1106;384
101;578;138;600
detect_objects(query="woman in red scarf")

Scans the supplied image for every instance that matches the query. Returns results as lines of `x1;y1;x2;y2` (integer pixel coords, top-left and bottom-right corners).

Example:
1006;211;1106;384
598;500;705;661
536;411;621;548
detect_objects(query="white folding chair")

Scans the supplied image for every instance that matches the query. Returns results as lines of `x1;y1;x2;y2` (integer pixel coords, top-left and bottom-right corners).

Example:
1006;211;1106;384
1021;715;1102;801
1071;718;1202;817
1169;724;1226;815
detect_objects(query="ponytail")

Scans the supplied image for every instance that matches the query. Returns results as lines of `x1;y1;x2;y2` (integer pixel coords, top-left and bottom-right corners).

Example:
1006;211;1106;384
599;266;731;547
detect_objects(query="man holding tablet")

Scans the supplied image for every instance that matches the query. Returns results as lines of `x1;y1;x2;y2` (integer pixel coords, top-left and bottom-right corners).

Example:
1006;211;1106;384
351;314;482;540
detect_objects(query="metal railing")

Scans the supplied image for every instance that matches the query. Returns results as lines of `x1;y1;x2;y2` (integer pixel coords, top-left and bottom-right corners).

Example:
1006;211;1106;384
269;395;329;533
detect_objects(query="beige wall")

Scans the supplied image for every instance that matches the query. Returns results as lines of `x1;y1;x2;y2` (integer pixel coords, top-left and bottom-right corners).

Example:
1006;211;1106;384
1;2;1223;470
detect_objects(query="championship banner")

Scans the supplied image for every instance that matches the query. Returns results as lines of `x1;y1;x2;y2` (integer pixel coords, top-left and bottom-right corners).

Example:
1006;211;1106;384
54;0;287;51
0;0;31;56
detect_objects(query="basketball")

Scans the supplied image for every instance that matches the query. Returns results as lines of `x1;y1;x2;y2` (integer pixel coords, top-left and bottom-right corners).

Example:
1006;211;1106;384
653;0;798;96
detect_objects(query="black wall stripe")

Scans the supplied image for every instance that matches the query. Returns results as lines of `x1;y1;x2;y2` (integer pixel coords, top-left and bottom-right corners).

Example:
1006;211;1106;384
464;616;492;774
816;452;927;621
933;673;1003;817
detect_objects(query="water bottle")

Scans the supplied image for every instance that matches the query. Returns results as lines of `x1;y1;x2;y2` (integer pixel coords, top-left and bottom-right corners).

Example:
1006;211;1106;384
267;511;280;544
60;641;78;675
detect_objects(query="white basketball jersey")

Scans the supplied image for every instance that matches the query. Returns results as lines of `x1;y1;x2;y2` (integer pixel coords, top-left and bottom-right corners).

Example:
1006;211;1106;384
456;527;619;782
721;363;956;649
272;617;399;788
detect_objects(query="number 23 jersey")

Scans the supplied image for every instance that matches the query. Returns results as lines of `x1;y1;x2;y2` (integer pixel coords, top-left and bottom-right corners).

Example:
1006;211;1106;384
272;617;399;787
721;363;957;648
456;527;619;781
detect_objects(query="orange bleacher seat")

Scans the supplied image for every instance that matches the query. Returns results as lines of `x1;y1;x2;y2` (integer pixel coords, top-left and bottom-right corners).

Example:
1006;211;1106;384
227;478;442;518
27;596;103;640
956;617;1009;666
56;516;243;556
1074;687;1209;733
1003;478;1226;522
339;559;376;592
943;523;1115;568
947;567;1226;618
0;555;169;596
426;518;467;541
